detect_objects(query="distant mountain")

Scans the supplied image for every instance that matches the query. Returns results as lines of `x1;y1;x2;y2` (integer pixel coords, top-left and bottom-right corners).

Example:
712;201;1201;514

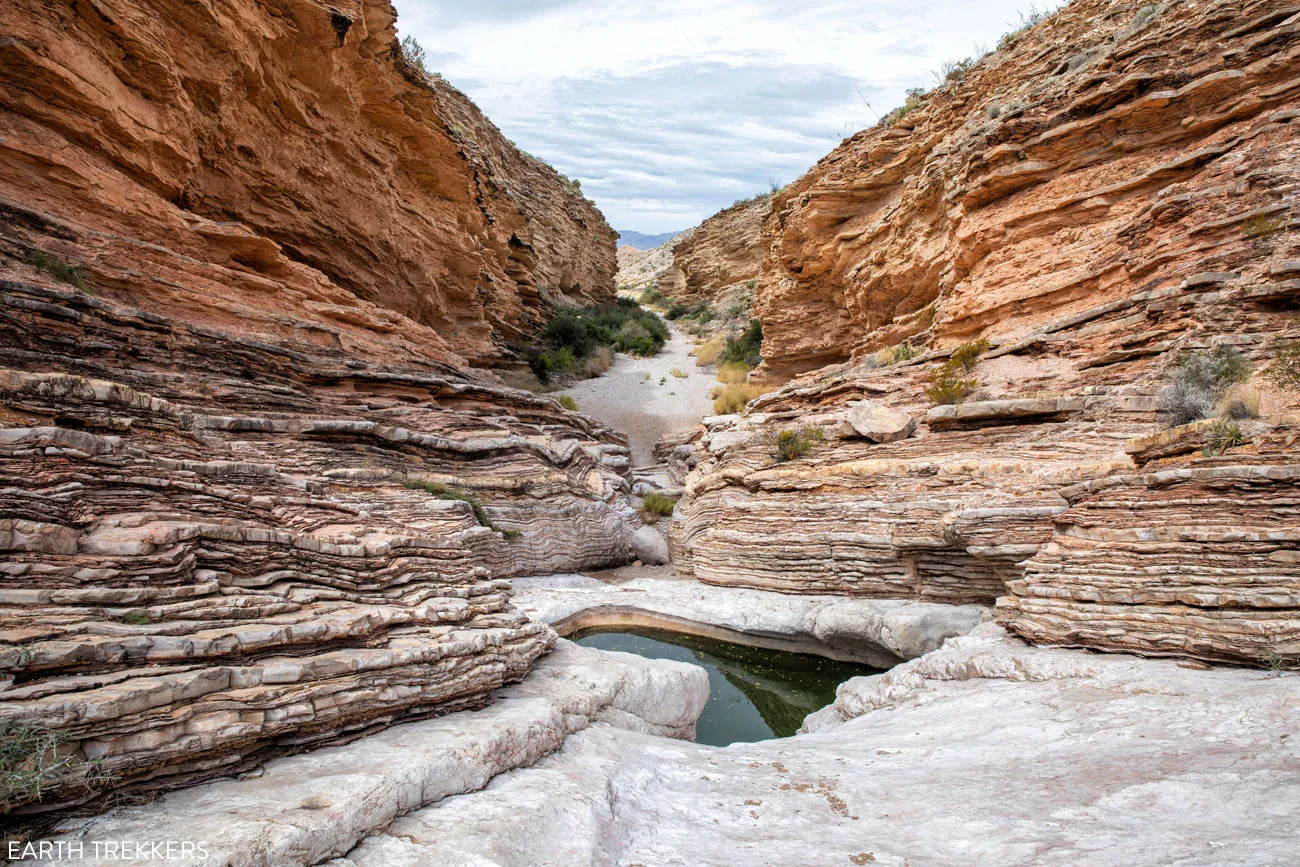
616;229;682;249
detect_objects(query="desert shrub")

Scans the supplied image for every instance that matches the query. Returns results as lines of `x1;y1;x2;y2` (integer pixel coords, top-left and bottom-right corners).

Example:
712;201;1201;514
935;56;977;85
925;362;978;405
557;395;578;411
881;87;927;128
878;341;920;365
639;288;667;306
744;280;758;291
949;338;991;371
726;303;748;319
403;480;520;538
693;334;727;367
641;493;677;518
1204;418;1247;455
670;368;688;379
712;383;766;415
716;361;751;385
120;612;152;626
528;301;667;381
1215;384;1260;420
722;318;763;367
400;35;428;75
998;3;1049;50
1161;346;1251;427
765;426;824;462
27;250;87;290
583;346;615;377
1269;339;1300;391
1;721;114;812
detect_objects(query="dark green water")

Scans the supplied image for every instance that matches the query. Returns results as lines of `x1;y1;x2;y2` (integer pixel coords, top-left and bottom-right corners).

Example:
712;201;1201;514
571;627;881;746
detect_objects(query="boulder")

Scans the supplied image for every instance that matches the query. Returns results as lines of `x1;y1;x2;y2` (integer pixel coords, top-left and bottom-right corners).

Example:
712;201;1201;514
844;400;915;442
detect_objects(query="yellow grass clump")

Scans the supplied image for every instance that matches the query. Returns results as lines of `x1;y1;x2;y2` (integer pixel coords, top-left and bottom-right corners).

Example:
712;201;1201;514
691;335;727;367
711;383;766;415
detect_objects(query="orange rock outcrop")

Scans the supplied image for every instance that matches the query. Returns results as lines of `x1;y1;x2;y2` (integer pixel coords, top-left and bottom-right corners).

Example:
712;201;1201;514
671;0;1300;667
0;0;631;819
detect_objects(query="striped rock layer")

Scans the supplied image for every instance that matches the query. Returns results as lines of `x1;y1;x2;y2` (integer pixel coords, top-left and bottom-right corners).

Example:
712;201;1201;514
671;0;1300;667
0;0;636;820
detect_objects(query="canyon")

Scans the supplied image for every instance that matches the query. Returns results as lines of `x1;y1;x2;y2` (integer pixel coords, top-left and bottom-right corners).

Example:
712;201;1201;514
1;0;1298;863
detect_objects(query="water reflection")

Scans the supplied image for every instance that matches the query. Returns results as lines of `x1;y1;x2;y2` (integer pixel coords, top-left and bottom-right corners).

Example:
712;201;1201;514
571;627;881;746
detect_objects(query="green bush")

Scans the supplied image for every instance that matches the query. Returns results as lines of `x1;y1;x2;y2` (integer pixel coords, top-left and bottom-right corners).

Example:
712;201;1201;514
641;493;677;518
925;363;978;405
400;35;428;75
403;480;521;538
1204;418;1247;455
557;395;578;411
27;250;87;290
526;301;668;381
722;318;763;368
639;288;667;306
766;426;824;462
1;721;114;811
949;338;991;370
120;612;152;626
1162;346;1251;427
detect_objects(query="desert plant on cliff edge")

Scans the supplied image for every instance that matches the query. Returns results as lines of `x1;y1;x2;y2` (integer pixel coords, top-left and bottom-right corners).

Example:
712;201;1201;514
925;363;979;405
26;250;88;291
557;395;578;411
1161;346;1251;427
1203;418;1247;456
765;426;825;463
403;480;521;538
949;338;992;371
1;721;114;811
400;35;428;75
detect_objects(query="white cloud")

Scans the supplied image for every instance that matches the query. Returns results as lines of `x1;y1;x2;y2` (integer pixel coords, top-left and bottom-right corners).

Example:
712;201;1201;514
393;0;1061;232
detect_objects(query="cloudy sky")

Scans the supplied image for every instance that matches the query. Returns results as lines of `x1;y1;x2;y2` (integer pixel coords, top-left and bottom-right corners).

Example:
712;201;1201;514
392;0;1059;234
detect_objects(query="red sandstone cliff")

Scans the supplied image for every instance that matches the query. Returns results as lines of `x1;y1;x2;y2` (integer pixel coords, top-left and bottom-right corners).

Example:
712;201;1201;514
672;0;1300;667
0;0;615;367
0;0;632;820
658;194;769;306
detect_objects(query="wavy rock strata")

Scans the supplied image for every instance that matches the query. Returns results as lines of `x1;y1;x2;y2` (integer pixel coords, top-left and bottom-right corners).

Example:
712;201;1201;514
671;0;1300;666
0;0;636;819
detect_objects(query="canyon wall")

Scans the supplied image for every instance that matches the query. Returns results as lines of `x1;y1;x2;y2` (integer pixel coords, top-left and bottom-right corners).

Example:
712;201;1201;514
0;0;635;818
657;194;768;306
672;0;1300;666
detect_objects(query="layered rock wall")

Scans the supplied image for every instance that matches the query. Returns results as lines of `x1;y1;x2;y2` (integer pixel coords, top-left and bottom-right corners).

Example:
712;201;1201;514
658;194;768;306
0;0;633;819
671;0;1300;666
0;0;615;367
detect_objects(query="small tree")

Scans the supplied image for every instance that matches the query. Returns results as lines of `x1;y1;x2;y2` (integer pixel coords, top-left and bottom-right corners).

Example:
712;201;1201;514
400;35;428;75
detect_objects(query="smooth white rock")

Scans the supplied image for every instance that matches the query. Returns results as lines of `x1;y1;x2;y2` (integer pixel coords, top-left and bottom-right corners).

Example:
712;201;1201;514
626;526;670;565
844;399;916;442
511;572;986;666
335;624;1300;867
39;642;708;867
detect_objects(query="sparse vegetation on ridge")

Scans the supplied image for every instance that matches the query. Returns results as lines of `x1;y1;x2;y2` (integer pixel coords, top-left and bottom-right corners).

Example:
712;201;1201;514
766;426;824;463
26;250;88;290
1161;346;1251;427
1;721;114;812
403;480;521;538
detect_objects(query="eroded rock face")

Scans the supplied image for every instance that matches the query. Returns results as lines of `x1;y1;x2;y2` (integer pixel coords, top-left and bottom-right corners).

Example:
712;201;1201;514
658;193;769;306
669;1;1300;666
0;0;615;367
757;0;1299;380
0;0;634;817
